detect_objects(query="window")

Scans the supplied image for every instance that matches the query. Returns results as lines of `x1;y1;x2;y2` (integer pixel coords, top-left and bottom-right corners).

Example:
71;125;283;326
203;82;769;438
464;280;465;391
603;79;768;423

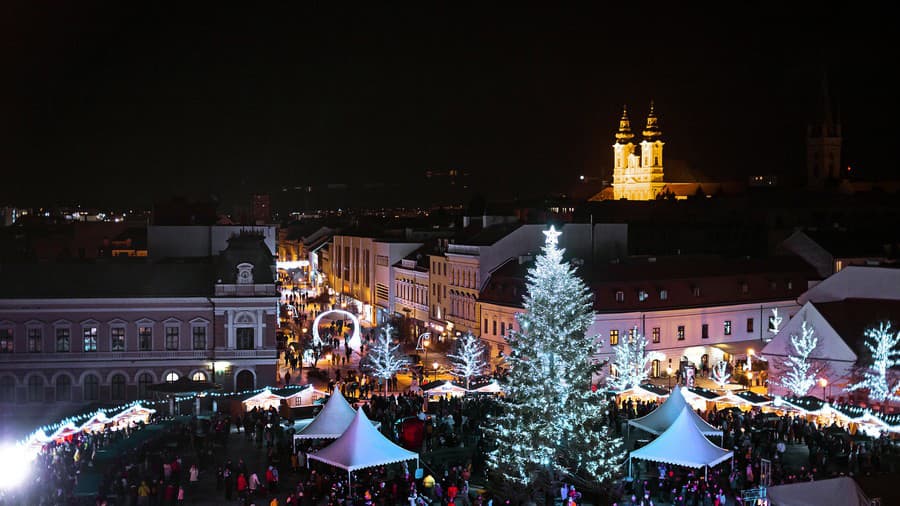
110;374;126;401
501;322;506;337
638;290;648;302
55;375;72;401
652;327;660;343
165;372;180;383
701;324;709;339
83;326;98;352
137;373;153;398
27;375;44;402
0;376;14;403
786;280;793;290
677;326;685;340
110;327;125;351
484;319;488;333
237;328;254;350
443;263;446;276
615;290;625;303
165;326;179;350
83;374;99;401
0;329;13;353
724;320;732;335
769;280;777;290
138;326;152;351
492;320;497;335
747;318;754;332
56;328;70;352
609;329;619;346
740;282;749;294
192;371;207;382
628;327;636;342
659;289;668;301
192;326;207;350
27;328;42;353
692;286;701;297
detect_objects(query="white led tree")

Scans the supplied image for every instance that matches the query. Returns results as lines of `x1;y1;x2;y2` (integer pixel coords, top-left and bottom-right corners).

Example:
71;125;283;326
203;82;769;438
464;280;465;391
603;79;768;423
846;322;900;402
780;320;819;397
711;360;731;387
448;331;486;389
363;324;409;395
605;327;663;392
485;226;625;502
768;308;783;341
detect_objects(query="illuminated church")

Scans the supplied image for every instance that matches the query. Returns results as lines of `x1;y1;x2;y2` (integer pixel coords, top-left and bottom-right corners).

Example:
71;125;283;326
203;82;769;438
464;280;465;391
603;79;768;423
611;102;665;200
589;102;745;201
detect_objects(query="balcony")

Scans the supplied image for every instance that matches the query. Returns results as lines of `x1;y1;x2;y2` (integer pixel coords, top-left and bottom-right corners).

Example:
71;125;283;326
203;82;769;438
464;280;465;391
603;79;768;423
0;348;276;363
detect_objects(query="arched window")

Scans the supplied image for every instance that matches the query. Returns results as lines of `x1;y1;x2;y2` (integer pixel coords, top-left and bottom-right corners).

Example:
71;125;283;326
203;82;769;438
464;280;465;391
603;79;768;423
110;374;127;401
137;373;153;398
236;370;255;391
55;375;72;401
165;372;180;383
27;375;45;402
192;371;207;382
83;374;99;401
0;376;15;402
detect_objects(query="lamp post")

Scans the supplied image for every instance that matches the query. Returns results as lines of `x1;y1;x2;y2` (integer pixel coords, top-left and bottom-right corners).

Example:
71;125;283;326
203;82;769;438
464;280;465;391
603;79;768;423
423;340;429;367
433;362;439;381
666;366;673;389
819;377;828;401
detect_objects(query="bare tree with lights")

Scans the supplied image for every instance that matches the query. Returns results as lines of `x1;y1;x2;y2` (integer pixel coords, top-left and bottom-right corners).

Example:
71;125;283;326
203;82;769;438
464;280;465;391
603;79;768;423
711;360;731;387
606;327;663;392
846;322;900;402
448;331;486;389
363;324;409;395
484;226;625;503
781;320;820;397
768;307;783;341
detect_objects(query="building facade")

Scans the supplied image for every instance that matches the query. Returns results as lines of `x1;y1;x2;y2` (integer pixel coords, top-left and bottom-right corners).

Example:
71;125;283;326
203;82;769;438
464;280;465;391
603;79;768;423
0;235;278;419
612;103;665;200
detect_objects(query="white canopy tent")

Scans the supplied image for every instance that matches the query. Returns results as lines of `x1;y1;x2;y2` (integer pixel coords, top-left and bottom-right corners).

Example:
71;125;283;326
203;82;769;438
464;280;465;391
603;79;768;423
283;386;328;407
628;386;722;436
766;476;871;506
630;406;733;480
294;388;358;440
307;408;418;486
468;380;503;394
423;381;468;398
242;389;285;411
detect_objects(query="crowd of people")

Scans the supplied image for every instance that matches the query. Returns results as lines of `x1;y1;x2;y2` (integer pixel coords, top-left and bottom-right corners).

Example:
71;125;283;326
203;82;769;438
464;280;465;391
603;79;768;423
615;395;899;505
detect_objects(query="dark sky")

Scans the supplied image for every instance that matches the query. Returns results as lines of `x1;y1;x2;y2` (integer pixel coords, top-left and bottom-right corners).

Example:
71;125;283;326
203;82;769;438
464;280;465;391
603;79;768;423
1;2;896;208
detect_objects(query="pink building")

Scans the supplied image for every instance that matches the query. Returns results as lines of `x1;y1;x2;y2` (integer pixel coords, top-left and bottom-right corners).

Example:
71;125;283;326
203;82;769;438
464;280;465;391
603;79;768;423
0;234;278;420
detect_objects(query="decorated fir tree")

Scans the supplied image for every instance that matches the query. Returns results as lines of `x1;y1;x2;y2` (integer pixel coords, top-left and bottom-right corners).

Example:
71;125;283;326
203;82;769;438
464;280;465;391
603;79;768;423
846;322;900;402
711;360;731;387
485;226;625;502
605;326;662;392
363;324;409;395
448;331;487;389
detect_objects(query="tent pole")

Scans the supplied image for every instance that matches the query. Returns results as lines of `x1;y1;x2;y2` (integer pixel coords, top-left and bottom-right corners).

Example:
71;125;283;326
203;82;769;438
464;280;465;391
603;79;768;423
705;466;708;481
628;457;632;478
348;469;352;490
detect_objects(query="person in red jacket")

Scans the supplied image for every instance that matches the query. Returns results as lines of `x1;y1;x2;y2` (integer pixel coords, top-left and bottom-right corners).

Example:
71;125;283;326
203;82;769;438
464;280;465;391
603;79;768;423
447;483;459;502
237;473;248;502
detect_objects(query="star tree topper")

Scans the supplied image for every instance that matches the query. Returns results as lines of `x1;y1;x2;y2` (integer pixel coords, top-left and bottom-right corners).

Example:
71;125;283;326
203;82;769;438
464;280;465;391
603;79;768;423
543;225;561;247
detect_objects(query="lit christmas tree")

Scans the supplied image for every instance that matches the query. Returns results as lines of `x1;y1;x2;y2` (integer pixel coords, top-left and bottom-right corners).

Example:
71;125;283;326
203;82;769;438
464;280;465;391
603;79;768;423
605;327;663;392
768;308;783;341
711;360;731;387
363;324;409;395
448;331;487;389
485;226;625;502
781;320;819;397
845;322;900;402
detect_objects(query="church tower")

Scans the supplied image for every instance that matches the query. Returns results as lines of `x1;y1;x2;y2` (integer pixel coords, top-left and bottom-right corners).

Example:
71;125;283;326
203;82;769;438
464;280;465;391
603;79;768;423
612;102;665;200
806;75;842;189
640;100;666;199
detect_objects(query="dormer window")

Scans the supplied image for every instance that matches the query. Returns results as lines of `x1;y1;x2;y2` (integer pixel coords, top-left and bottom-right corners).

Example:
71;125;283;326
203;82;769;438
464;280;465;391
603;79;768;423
638;290;648;302
237;263;254;285
740;282;749;294
692;285;701;297
659;289;668;301
615;290;625;303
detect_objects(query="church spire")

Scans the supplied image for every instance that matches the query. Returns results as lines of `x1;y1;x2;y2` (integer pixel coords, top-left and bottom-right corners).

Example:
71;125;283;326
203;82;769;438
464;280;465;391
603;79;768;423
615;105;635;144
642;100;662;141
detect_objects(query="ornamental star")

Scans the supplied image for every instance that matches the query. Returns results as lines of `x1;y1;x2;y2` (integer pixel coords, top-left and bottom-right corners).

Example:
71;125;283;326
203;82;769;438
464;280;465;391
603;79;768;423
543;225;561;246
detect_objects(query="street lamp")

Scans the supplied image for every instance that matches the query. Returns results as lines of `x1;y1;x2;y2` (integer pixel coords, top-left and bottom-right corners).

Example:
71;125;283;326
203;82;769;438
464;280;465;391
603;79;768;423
819;377;828;400
432;362;439;381
666;366;673;388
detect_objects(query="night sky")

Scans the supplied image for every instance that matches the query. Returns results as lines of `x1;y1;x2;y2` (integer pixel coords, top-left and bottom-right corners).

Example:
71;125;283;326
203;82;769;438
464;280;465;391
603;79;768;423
1;3;896;209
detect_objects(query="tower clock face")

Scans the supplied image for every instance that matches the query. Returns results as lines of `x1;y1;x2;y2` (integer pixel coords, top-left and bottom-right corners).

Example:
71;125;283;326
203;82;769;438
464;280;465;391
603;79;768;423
240;270;251;282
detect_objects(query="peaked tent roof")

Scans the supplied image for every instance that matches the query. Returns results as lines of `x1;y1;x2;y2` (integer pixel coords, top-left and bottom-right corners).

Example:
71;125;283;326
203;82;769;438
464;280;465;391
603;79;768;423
307;408;418;472
295;388;357;439
766;476;871;506
628;386;722;436
631;407;733;469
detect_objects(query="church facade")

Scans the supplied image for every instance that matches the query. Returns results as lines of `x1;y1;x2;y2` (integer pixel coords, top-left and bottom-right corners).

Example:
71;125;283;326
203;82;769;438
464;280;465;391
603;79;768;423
612;102;666;200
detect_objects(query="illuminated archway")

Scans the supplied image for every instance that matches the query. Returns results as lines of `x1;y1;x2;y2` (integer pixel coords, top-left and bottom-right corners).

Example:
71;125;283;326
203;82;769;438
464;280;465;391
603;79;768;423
312;309;362;351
